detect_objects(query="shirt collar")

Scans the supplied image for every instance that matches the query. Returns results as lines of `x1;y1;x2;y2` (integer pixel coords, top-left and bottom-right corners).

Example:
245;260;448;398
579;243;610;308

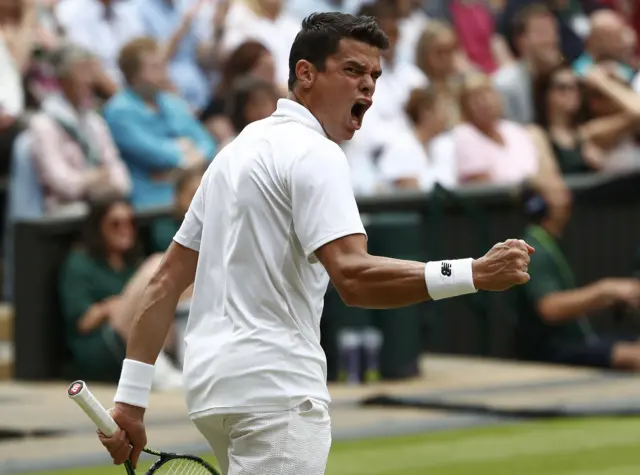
272;98;327;138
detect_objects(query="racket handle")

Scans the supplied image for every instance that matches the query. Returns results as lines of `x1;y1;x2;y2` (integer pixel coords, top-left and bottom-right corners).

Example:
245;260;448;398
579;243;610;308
67;380;120;437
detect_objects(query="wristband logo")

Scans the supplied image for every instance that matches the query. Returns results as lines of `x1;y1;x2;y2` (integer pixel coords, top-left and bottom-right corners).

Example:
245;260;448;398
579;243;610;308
441;262;452;277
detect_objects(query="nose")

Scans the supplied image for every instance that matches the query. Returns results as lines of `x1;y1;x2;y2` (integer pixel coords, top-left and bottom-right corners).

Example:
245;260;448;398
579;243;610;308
359;74;375;97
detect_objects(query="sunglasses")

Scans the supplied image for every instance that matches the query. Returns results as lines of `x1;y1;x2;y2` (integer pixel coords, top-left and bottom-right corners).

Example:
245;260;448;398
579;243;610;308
105;217;135;230
551;82;578;91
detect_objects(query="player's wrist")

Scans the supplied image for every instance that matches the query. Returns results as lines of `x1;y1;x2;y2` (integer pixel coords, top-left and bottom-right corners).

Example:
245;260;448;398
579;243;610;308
113;401;146;421
424;258;477;300
113;358;155;409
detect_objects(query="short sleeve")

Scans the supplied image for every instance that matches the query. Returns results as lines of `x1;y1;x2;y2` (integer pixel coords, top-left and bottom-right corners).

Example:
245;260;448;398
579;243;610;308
290;141;366;261
524;250;564;305
173;178;205;251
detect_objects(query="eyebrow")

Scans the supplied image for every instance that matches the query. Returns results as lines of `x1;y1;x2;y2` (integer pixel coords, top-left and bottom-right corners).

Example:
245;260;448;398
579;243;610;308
344;59;383;79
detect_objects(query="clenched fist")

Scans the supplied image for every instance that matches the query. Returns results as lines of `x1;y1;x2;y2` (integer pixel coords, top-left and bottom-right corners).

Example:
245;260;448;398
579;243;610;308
472;239;535;292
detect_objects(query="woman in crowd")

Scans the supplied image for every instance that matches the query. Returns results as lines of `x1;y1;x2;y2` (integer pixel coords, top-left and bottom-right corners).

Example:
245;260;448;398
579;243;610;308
377;86;457;192
533;61;604;174
579;62;640;171
199;40;276;144
453;72;560;186
225;75;279;136
59;196;182;387
415;20;470;129
30;45;130;217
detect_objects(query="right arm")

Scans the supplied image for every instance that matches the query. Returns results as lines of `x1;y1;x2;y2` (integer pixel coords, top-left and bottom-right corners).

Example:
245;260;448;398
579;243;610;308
291;141;531;310
316;234;430;309
537;281;613;323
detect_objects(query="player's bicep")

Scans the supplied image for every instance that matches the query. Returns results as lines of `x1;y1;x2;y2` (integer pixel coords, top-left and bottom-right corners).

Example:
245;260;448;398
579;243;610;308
289;144;366;261
315;233;368;280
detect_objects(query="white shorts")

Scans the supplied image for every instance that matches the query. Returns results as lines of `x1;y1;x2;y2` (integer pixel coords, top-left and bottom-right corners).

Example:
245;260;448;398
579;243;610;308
192;399;332;475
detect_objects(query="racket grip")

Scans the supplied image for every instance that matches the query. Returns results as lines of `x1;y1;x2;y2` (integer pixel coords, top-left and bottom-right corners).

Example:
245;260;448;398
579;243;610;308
67;380;120;437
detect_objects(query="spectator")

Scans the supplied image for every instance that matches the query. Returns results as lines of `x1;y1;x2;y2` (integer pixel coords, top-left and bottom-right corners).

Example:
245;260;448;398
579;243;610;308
581;63;640;171
149;166;204;253
24;0;66;106
415;20;467;128
377;86;457;192
29;46;130;217
515;186;640;371
55;0;144;91
343;0;428;194
104;37;216;210
220;0;300;89
493;4;562;125
59;196;182;386
0;0;36;176
499;0;604;63
453;73;540;185
573;9;635;82
394;0;429;67
135;0;224;112
225;75;279;136
200;40;277;144
533;62;604;173
426;0;514;74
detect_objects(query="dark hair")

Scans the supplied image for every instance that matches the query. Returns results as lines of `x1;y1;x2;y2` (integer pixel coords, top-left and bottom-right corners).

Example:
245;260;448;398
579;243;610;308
82;195;141;266
225;75;279;133
511;3;553;40
217;41;271;95
405;86;438;125
533;61;582;129
288;12;389;91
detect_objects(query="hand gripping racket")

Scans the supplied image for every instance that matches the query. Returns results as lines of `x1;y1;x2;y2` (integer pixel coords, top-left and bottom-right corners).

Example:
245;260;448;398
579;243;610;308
67;380;220;475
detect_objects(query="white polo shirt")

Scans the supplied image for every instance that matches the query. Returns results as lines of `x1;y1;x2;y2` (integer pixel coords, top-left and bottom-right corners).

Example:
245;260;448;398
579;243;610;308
174;99;366;417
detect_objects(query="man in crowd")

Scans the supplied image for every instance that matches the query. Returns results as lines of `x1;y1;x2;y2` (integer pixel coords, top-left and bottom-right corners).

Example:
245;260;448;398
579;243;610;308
515;186;640;370
493;4;562;124
103;37;215;210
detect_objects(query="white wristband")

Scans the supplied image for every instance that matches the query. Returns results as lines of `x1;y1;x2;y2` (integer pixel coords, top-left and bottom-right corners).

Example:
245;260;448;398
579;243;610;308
113;359;155;409
424;258;477;300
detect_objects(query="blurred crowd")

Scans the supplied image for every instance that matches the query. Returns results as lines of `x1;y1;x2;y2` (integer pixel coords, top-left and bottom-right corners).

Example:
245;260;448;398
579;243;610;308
4;0;640;385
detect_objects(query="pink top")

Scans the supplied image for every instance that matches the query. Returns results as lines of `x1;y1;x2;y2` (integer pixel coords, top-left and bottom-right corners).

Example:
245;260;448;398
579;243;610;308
450;0;498;74
30;110;131;212
453;120;539;184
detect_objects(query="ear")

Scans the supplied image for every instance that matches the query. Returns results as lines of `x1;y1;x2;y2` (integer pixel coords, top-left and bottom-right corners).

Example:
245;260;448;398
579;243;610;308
295;59;317;90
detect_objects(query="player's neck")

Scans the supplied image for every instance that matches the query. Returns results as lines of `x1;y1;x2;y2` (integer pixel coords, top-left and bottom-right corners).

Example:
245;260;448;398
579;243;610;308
288;91;338;144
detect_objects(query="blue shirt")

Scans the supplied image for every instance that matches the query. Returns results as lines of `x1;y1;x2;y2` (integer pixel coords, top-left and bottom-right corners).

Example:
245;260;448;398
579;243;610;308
103;89;216;209
135;0;211;111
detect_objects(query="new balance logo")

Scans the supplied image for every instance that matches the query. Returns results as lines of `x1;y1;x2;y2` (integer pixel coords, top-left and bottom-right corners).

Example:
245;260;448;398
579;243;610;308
441;262;452;277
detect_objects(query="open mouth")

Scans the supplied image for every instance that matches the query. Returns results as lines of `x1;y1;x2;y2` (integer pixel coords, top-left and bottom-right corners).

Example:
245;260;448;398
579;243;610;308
350;99;371;128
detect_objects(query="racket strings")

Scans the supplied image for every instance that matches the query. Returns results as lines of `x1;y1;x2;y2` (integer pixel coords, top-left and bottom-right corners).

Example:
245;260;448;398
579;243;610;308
152;457;214;475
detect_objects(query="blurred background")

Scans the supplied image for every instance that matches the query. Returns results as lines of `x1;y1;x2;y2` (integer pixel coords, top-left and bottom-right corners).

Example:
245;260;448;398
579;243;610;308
3;0;640;474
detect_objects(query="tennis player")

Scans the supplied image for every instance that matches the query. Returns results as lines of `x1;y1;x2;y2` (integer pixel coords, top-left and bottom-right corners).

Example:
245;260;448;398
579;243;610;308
99;12;534;475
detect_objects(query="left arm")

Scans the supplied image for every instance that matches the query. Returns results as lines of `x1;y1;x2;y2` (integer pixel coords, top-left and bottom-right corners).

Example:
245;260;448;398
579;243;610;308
109;178;205;467
125;241;197;365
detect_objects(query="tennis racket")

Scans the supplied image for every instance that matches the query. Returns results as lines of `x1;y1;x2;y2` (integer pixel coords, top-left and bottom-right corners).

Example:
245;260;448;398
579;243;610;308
67;380;220;475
